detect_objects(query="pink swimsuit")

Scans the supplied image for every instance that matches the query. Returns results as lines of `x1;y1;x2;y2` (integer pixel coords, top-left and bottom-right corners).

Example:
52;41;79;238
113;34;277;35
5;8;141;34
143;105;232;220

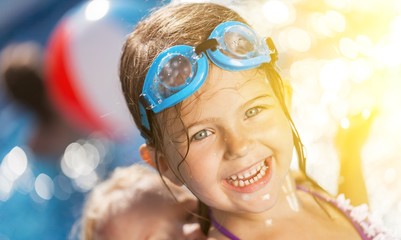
297;185;396;240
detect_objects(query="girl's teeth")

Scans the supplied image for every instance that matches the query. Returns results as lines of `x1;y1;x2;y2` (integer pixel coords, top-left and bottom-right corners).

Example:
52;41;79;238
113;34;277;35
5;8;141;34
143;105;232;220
227;160;269;187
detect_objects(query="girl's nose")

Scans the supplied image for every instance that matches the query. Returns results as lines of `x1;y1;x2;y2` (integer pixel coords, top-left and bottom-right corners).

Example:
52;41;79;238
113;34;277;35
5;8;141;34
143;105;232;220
223;127;251;160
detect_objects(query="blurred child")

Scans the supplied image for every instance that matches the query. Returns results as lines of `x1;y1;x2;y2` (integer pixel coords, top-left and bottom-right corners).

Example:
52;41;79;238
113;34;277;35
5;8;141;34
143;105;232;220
0;42;83;157
81;164;205;240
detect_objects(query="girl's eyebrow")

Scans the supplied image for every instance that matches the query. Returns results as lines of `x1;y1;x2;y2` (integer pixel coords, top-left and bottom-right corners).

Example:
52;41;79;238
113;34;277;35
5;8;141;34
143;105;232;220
240;94;273;109
186;117;219;130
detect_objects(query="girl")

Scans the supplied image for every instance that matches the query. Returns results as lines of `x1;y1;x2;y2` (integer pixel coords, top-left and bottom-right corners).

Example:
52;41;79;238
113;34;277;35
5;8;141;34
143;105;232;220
119;3;394;239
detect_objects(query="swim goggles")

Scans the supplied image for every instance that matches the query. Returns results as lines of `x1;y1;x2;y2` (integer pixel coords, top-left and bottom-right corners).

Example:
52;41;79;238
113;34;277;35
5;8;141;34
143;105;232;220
139;21;278;138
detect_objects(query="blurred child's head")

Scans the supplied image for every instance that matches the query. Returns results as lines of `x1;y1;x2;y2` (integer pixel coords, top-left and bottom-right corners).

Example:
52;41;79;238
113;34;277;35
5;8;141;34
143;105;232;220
81;164;204;240
0;42;54;123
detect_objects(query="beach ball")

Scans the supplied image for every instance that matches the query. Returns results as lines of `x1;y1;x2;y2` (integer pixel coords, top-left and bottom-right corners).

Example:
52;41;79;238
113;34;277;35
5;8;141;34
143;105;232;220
45;0;164;140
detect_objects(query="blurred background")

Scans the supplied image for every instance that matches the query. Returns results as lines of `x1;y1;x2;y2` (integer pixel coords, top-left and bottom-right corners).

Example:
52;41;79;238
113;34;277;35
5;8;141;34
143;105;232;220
0;0;164;239
0;0;400;239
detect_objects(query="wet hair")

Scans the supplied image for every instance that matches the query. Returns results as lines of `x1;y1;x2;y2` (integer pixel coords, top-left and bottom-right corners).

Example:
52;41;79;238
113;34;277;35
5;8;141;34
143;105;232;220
120;2;317;234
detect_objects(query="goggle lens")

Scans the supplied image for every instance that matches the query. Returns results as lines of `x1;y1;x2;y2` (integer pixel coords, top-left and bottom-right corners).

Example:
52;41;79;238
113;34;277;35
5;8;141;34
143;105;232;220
222;26;258;59
158;55;192;89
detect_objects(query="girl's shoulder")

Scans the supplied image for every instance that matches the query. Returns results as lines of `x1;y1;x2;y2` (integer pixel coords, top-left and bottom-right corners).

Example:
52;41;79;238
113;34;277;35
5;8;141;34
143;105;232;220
295;181;397;240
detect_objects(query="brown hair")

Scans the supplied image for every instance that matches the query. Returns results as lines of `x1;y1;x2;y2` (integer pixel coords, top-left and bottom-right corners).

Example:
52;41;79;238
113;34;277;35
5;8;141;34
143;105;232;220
119;2;313;234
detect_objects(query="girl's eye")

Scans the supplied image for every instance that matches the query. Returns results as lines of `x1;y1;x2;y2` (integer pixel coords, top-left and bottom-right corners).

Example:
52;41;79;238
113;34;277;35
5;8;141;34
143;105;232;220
192;129;211;141
245;107;262;118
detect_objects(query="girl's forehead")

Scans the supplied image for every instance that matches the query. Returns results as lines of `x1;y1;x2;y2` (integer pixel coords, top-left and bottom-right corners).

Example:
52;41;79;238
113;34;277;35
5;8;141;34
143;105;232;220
181;66;271;110
206;65;267;89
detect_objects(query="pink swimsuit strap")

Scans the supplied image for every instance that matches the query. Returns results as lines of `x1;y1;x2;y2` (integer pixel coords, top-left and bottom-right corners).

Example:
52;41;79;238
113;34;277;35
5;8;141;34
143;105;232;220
296;185;370;240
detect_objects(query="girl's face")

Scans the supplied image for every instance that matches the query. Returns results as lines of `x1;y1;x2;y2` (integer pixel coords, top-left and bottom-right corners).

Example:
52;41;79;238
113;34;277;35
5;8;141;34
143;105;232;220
160;66;293;214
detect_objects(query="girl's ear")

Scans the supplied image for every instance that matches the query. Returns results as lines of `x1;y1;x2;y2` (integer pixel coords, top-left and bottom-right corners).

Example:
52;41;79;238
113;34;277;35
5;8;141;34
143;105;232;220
139;143;157;168
139;144;183;186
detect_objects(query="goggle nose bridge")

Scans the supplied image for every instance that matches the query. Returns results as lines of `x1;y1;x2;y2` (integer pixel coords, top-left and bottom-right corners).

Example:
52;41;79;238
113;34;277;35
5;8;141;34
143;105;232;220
195;39;219;55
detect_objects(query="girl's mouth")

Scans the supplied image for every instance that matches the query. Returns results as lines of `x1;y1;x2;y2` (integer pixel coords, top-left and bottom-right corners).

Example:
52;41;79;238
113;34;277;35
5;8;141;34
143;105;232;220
224;157;272;193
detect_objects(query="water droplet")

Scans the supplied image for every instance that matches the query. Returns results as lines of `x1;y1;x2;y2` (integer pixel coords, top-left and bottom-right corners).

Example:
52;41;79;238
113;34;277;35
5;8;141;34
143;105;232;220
242;194;252;201
262;193;270;200
265;218;273;226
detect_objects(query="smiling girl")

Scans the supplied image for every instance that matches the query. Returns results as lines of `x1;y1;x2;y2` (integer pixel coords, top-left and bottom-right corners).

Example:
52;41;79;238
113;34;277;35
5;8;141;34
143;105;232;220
119;3;394;239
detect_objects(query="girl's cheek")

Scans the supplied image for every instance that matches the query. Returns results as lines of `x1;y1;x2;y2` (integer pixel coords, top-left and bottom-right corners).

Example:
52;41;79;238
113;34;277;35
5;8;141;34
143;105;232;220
255;112;293;147
184;150;220;179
